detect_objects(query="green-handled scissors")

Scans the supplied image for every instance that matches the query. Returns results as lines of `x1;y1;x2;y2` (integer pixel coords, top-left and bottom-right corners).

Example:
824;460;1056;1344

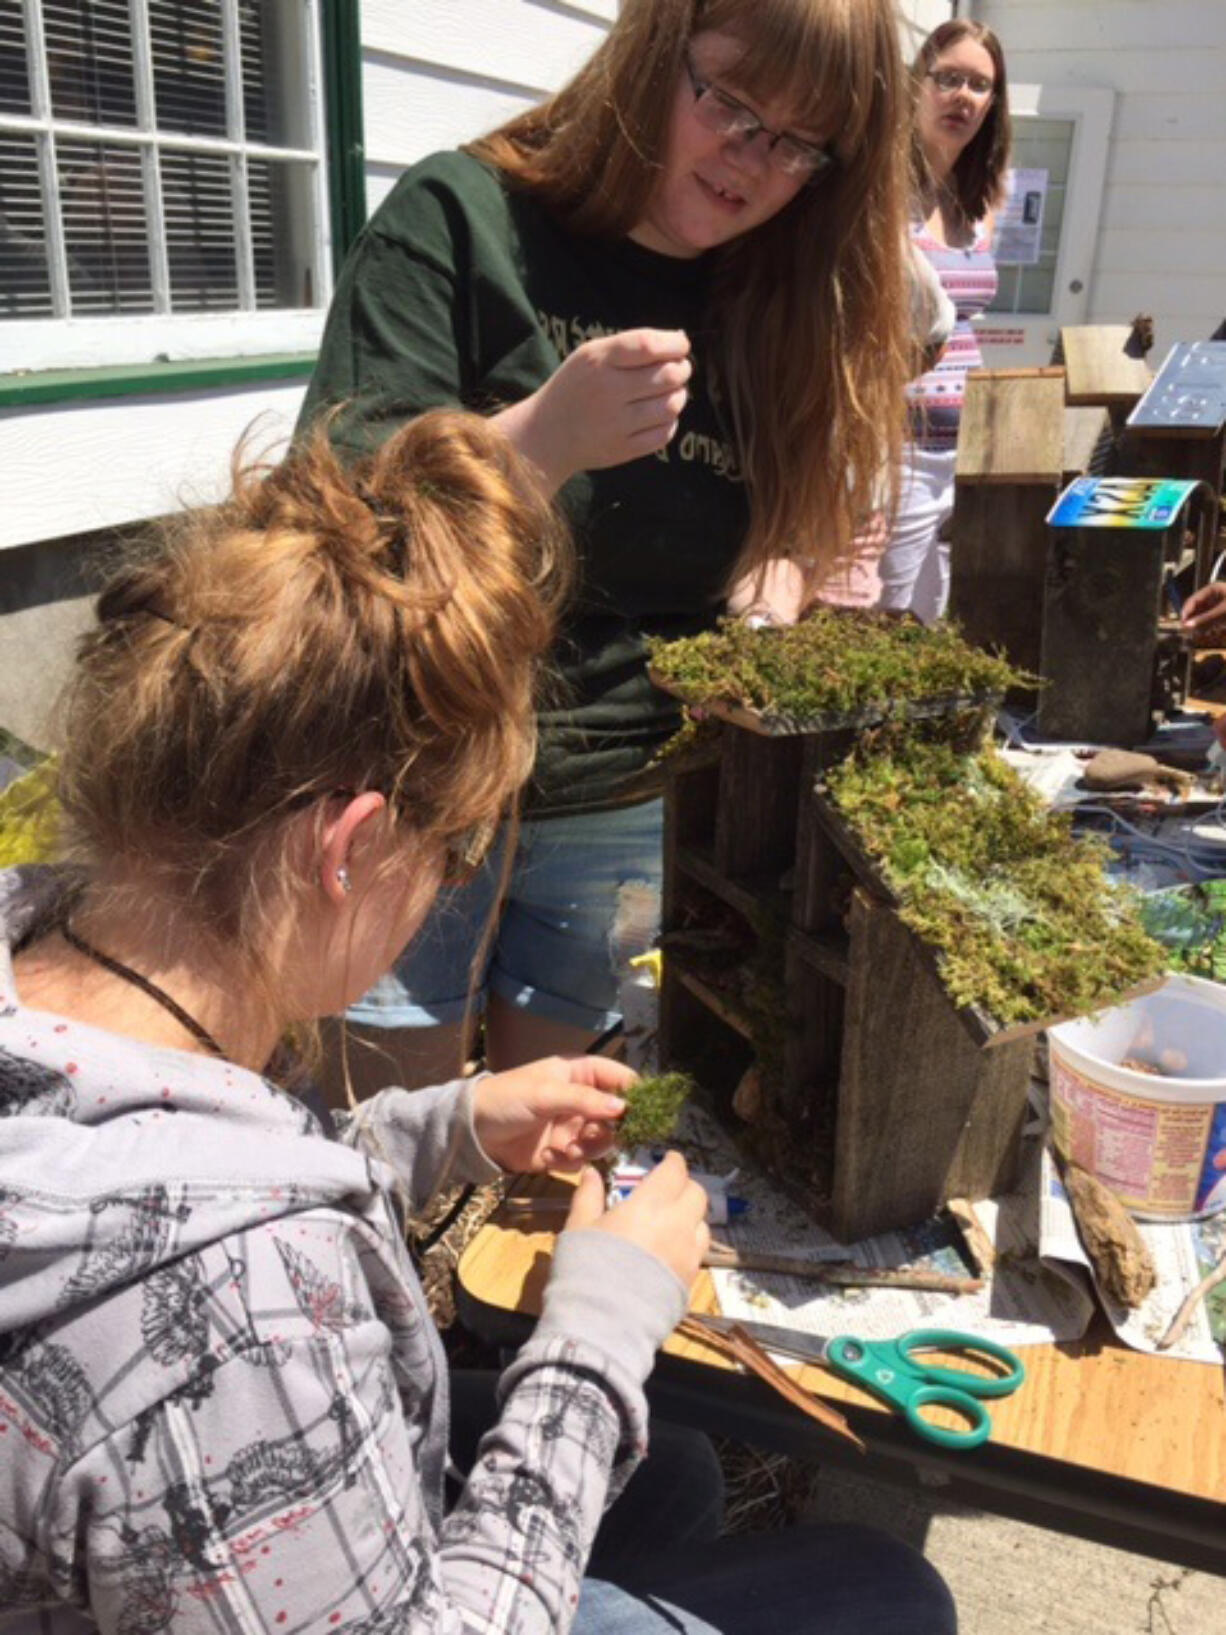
694;1315;1025;1450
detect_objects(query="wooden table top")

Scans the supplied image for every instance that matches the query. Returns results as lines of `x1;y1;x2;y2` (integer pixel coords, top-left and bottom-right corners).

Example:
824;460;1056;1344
458;1181;1226;1512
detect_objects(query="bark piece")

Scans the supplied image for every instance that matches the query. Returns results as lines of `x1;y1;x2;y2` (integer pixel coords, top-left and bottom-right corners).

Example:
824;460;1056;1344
1063;1162;1157;1308
1080;749;1192;794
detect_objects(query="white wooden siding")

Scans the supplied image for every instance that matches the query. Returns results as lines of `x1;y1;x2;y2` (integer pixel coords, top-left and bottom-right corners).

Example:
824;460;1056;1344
361;0;608;180
0;383;306;552
979;0;1226;352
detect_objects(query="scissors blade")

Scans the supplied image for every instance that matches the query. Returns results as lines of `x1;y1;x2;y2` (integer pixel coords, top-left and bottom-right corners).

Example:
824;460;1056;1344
692;1314;833;1368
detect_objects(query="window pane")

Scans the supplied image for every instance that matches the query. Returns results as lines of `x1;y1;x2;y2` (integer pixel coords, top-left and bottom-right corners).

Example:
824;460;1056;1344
161;148;236;310
45;0;137;126
249;157;315;308
0;0;30;115
58;140;153;312
0;133;52;315
240;0;270;143
242;1;310;148
150;0;226;138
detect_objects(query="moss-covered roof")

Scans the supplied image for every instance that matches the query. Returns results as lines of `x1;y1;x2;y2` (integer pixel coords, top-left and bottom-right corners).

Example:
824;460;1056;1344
826;729;1166;1027
648;611;1022;730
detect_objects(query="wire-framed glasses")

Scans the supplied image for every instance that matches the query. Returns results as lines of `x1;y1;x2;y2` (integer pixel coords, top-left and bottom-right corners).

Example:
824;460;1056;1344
683;51;837;182
927;67;995;98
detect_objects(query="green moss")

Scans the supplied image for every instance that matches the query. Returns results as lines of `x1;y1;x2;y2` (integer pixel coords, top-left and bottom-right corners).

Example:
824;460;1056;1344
826;725;1166;1027
648;610;1023;729
617;1071;697;1150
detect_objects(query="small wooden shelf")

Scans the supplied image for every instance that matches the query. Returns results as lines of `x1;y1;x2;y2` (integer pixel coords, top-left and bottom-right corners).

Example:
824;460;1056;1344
787;926;851;986
675;844;788;923
672;965;756;1042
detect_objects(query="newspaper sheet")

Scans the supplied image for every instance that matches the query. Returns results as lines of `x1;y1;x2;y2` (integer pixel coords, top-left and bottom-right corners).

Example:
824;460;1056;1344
676;1102;1225;1367
1039;1145;1226;1363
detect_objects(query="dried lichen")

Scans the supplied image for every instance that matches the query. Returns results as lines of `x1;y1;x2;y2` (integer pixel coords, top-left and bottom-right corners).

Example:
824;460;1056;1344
826;725;1166;1027
648;610;1023;729
617;1071;697;1151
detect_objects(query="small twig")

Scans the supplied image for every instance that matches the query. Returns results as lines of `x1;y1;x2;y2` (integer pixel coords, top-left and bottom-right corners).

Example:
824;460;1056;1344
946;1197;996;1277
703;1241;982;1295
676;1316;864;1450
1156;1246;1226;1351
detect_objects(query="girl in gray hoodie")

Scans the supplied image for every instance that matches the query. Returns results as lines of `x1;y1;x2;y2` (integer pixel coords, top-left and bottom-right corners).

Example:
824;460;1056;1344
0;409;954;1634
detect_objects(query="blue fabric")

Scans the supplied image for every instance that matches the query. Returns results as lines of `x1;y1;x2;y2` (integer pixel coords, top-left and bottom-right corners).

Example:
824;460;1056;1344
576;1524;957;1635
348;799;664;1032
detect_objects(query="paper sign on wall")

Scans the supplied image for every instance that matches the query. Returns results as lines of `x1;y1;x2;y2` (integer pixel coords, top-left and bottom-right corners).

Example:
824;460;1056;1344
995;167;1049;266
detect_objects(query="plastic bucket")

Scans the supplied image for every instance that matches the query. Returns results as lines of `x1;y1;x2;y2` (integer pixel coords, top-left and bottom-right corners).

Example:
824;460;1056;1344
1048;973;1226;1220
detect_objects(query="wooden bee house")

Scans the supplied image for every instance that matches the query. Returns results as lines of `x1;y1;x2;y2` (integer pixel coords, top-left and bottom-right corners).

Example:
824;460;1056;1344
1037;476;1217;745
658;706;1036;1244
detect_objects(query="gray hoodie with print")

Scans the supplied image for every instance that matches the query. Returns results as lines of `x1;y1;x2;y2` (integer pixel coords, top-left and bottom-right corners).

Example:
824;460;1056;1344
0;866;686;1634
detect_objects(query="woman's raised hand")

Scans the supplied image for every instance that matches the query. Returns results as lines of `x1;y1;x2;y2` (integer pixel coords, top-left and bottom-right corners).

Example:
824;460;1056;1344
493;328;692;492
564;1151;710;1292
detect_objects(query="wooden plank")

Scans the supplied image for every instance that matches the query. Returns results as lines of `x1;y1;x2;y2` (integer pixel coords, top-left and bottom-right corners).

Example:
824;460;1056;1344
1038;520;1172;744
457;1213;1226;1511
714;727;803;878
955;370;1066;484
949;482;1055;676
831;892;1030;1241
1121;426;1225;502
1061;325;1153;407
1062;404;1113;481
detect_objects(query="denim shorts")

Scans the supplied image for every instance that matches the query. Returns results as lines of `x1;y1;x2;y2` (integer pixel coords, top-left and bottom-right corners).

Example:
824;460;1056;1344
347;798;664;1033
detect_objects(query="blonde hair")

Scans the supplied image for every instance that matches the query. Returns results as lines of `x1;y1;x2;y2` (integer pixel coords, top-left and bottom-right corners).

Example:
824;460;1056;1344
56;412;569;962
469;0;914;585
912;20;1012;223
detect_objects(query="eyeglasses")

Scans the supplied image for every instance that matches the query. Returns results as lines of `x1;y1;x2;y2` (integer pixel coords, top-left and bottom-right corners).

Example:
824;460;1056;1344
683;51;836;182
927;67;995;99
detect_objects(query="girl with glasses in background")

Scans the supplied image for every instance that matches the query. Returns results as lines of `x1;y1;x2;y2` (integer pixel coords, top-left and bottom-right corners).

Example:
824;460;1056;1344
876;18;1012;624
298;0;920;1098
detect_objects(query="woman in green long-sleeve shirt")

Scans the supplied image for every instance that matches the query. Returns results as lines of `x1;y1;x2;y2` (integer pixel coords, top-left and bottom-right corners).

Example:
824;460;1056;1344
301;0;919;1091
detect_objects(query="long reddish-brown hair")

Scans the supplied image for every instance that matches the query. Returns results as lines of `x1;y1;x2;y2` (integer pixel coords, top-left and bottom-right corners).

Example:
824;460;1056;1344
912;20;1012;224
470;0;914;587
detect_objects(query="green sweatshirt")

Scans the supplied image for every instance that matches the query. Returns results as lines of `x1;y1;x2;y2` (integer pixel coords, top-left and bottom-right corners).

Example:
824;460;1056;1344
299;150;749;815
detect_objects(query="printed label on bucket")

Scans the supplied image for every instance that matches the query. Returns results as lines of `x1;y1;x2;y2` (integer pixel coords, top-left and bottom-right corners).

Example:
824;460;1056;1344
1050;1056;1226;1218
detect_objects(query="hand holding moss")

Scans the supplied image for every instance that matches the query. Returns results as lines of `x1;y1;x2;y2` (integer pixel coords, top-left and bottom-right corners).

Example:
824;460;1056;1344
473;1054;635;1173
613;1071;697;1152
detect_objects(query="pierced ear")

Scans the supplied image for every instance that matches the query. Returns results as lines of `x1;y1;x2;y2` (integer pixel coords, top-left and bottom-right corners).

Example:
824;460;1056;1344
319;791;387;904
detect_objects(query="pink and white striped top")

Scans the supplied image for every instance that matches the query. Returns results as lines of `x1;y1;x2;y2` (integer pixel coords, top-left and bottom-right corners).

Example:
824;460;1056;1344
908;220;998;451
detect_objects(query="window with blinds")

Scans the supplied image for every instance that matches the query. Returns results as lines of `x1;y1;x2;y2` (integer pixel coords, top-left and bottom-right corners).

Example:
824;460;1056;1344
0;1;327;324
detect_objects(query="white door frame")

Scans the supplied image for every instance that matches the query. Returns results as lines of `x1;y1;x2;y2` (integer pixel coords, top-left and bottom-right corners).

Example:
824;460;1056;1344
978;82;1116;367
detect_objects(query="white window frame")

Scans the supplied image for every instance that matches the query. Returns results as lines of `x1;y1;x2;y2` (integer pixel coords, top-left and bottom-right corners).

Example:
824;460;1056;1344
0;0;333;372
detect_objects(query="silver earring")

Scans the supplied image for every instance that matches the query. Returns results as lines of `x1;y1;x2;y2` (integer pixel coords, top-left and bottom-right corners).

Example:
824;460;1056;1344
336;866;353;895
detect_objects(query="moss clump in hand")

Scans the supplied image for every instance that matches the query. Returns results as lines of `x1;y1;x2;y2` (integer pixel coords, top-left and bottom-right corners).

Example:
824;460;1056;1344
647;610;1023;729
826;725;1166;1028
616;1072;697;1151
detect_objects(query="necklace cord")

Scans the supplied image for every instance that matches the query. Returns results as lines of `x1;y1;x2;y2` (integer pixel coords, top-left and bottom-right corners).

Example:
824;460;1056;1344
60;921;227;1059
